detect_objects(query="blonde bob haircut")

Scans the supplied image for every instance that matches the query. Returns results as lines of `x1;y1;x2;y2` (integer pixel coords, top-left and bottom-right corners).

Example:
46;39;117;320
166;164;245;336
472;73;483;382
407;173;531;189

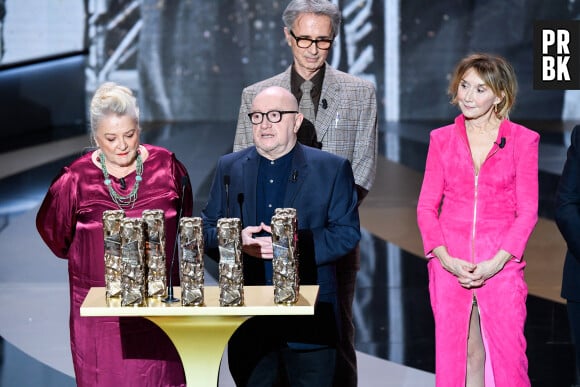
448;53;517;119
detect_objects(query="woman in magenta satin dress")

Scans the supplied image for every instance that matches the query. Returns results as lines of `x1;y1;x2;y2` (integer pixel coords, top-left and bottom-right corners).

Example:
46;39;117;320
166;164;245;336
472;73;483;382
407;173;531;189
417;54;538;386
36;82;192;386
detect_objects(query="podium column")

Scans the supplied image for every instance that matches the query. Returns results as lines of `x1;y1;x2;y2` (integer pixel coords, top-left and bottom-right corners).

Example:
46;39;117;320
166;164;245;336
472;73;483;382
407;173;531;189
146;315;250;386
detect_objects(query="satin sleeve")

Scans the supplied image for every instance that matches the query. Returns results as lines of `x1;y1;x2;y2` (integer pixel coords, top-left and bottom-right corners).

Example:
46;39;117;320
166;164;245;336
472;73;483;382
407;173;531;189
36;167;78;259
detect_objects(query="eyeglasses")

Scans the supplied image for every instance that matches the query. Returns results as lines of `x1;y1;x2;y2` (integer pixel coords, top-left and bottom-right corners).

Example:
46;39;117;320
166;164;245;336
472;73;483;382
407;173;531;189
289;30;333;50
248;110;299;125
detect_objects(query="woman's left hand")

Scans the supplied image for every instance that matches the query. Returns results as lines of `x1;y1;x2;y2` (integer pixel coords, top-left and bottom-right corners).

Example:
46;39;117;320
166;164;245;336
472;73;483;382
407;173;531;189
469;250;513;288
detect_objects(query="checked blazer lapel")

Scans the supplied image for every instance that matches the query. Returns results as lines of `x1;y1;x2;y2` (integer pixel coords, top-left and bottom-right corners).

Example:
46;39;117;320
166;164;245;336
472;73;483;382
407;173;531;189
276;64;341;143
269;64;340;144
314;66;342;143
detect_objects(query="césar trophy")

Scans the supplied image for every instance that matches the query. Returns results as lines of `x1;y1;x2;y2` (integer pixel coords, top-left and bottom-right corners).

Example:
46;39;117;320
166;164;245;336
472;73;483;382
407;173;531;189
102;209;125;298
179;217;205;306
142;209;167;298
271;208;300;304
120;217;146;306
217;218;244;306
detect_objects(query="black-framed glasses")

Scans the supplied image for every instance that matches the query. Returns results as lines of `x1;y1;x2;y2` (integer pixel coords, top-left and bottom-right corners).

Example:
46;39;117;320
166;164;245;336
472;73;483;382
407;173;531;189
248;110;299;125
289;30;333;50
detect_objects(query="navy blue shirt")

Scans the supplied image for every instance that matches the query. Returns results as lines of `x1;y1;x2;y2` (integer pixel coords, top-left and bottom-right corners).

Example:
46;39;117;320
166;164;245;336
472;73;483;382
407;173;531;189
255;146;295;284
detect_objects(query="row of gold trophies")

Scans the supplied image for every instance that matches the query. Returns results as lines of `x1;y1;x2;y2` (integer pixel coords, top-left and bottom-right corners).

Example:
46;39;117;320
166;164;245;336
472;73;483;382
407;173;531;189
102;208;300;307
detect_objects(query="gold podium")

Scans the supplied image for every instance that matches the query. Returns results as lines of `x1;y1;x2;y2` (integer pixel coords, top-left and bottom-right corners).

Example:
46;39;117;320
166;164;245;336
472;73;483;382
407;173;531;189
80;285;318;386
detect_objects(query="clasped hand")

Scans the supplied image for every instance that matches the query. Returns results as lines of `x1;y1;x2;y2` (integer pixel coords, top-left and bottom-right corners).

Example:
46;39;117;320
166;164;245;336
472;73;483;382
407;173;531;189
447;258;484;289
241;222;273;259
447;257;509;288
434;247;508;289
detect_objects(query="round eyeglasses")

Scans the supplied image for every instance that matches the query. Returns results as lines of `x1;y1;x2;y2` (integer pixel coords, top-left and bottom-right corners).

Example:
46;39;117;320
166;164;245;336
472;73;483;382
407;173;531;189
248;110;299;125
289;30;333;50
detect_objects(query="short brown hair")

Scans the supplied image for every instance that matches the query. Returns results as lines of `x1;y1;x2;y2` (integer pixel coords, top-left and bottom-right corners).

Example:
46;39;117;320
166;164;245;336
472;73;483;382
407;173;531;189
448;53;517;119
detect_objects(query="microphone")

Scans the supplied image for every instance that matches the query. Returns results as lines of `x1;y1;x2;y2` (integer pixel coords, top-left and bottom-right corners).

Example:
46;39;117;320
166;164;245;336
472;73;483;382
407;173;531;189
291;170;298;182
321;99;328;109
119;177;126;190
495;137;506;149
163;175;189;303
237;193;245;226
224;175;231;218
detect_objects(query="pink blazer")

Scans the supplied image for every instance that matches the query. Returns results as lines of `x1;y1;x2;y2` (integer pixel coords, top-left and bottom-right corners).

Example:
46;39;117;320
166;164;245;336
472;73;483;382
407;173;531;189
417;115;538;264
417;115;538;386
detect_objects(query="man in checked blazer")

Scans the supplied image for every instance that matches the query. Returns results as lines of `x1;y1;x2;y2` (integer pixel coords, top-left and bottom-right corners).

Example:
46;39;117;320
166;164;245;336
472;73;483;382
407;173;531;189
233;1;377;386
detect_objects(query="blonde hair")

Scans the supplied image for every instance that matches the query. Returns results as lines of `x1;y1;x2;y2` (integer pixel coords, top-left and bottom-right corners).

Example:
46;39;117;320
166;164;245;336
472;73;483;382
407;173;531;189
448;53;517;119
89;82;139;135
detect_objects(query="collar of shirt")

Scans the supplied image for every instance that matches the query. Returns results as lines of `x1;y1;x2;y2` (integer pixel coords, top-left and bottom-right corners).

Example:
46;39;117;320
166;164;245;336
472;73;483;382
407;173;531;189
256;146;296;227
290;64;325;113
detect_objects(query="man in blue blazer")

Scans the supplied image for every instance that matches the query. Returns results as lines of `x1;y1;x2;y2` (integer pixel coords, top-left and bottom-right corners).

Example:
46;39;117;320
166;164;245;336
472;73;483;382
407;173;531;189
233;3;377;384
202;86;360;386
556;125;580;385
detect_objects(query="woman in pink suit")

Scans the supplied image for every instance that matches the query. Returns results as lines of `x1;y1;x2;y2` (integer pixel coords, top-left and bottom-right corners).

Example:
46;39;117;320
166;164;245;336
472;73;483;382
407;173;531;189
36;82;192;386
417;53;538;386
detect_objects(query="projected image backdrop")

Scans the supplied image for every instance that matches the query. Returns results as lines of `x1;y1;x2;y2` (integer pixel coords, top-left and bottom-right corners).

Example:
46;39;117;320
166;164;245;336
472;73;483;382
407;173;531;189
0;0;84;66
1;0;579;124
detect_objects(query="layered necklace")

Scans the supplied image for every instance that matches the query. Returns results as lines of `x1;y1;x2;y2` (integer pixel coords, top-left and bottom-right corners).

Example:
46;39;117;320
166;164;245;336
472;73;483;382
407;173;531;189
99;151;143;209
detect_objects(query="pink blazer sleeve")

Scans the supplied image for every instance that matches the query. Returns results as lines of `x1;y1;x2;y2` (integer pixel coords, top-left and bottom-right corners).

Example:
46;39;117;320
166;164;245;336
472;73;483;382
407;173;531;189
500;129;539;260
416;131;446;257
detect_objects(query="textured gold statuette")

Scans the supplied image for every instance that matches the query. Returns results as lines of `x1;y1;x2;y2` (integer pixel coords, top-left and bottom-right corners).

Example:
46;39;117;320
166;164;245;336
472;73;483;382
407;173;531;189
179;217;205;306
120;217;146;306
103;209;125;298
271;208;299;304
142;209;167;298
217;218;244;306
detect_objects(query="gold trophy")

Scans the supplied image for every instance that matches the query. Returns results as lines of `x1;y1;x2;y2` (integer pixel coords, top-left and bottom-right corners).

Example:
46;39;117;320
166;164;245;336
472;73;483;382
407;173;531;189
217;218;244;306
120;217;146;306
142;209;167;298
271;208;299;304
179;217;205;306
102;209;125;298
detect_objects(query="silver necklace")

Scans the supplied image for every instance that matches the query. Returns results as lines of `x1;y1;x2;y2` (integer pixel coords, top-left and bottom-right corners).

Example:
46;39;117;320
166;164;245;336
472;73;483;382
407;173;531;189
100;152;143;209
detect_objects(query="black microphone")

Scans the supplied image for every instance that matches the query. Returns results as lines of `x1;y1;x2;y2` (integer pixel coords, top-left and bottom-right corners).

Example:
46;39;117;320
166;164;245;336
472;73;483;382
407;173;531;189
237;193;245;226
119;177;126;190
495;137;506;149
291;170;298;182
321;99;328;109
224;175;231;218
163;175;189;303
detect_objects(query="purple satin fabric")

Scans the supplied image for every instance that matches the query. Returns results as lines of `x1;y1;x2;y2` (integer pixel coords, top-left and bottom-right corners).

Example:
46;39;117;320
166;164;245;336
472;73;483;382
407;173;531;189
37;144;192;387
